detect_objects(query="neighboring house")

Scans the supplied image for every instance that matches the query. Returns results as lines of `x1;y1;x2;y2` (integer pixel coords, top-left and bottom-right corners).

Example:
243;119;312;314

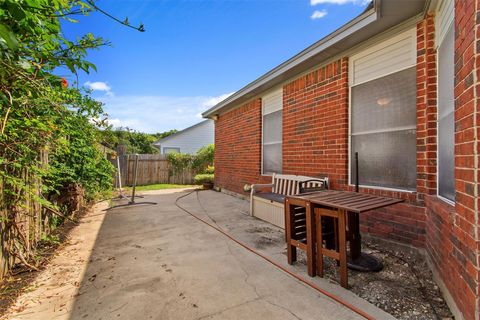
203;1;478;319
153;120;214;154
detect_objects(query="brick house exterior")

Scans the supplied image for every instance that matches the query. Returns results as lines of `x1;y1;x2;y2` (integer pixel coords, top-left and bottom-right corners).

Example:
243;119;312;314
205;1;479;319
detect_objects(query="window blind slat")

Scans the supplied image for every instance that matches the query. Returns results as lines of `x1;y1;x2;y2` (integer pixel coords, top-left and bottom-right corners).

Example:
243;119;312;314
262;89;283;174
437;23;455;201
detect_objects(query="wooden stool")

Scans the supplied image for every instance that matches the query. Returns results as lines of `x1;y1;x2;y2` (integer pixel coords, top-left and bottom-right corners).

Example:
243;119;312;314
285;199;338;277
285;199;317;276
285;203;307;262
315;207;348;288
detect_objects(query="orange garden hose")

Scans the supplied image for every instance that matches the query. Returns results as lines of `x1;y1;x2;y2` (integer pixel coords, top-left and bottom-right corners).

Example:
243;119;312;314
175;189;376;320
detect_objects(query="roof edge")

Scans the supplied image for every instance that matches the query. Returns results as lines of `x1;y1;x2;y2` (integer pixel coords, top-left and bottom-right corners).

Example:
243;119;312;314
202;0;380;118
153;119;212;145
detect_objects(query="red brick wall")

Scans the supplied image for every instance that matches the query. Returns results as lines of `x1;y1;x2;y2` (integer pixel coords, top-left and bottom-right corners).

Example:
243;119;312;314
417;15;438;200
445;1;480;319
213;5;480;318
425;196;475;319
357;17;438;249
281;57;427;247
282;58;349;187
215;59;427;246
214;98;269;194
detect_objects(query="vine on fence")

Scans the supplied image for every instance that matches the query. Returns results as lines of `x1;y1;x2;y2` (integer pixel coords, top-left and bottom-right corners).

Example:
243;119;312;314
166;144;214;176
0;0;142;274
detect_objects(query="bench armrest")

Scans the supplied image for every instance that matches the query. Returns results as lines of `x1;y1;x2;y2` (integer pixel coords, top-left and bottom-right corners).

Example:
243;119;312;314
250;183;274;217
251;183;274;193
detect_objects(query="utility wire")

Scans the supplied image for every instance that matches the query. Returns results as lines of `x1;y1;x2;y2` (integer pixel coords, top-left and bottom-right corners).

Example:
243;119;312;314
86;0;145;32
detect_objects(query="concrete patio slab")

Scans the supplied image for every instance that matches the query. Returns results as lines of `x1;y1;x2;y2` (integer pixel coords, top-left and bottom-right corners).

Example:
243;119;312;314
4;189;395;320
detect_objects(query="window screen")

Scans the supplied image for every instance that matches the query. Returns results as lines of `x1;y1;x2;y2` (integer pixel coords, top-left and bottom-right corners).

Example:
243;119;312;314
263;110;282;174
438;24;455;201
351;67;417;190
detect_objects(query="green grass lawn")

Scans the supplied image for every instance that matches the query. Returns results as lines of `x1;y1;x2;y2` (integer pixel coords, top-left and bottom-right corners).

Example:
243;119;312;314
124;184;196;191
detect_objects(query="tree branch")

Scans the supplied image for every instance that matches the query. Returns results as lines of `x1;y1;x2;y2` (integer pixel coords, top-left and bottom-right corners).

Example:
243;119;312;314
1;90;13;135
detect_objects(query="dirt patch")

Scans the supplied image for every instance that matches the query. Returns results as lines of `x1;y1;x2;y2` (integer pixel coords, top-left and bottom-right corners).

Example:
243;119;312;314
0;205;91;316
254;235;278;249
245;226;276;234
246;225;285;249
297;237;454;319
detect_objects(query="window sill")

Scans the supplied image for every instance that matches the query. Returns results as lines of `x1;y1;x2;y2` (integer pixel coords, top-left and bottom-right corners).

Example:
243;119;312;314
436;195;455;207
425;195;456;213
348;184;416;194
261;173;282;177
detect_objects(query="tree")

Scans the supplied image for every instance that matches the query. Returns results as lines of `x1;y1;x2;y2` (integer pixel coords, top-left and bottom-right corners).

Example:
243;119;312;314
0;0;142;271
99;127;178;154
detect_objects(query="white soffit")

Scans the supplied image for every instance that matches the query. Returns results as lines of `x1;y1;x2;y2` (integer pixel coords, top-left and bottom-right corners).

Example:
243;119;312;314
349;28;417;87
262;88;283;115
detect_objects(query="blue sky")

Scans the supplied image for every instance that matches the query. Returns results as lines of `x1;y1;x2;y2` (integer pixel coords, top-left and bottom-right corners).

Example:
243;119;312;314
62;0;370;133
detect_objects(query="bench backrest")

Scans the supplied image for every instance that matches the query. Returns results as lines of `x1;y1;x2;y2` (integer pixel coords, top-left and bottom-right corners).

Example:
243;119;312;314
271;174;329;196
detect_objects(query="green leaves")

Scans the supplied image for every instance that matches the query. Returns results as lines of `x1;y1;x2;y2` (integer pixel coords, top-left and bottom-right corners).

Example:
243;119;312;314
46;111;115;200
0;0;116;208
166;144;215;176
99;127;167;154
0;23;18;50
0;0;149;275
194;173;214;184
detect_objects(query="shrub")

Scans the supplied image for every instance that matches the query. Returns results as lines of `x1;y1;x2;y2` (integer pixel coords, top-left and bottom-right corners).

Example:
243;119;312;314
166;144;215;174
193;144;214;170
204;165;214;174
194;173;214;184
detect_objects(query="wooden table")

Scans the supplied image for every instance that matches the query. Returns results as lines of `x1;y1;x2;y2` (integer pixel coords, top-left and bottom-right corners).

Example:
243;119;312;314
285;190;404;285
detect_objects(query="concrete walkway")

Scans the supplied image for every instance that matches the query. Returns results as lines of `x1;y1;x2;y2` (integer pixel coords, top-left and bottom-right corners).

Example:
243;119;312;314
4;189;395;320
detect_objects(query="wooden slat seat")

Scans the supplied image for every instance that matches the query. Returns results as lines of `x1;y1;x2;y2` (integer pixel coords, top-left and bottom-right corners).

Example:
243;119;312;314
253;192;285;203
250;174;328;228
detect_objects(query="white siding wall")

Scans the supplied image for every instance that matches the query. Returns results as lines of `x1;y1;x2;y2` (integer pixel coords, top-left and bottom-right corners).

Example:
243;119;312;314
157;120;214;154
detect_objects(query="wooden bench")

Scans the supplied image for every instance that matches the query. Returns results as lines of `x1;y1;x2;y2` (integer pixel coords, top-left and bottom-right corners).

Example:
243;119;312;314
249;174;329;228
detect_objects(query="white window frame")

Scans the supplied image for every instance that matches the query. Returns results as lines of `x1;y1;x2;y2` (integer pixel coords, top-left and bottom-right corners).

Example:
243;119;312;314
163;147;181;154
261;88;283;175
348;28;417;192
436;0;455;205
435;0;454;47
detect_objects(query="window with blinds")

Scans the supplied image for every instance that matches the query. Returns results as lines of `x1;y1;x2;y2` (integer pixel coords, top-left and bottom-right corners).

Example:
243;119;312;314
349;29;417;190
262;89;282;174
437;23;455;202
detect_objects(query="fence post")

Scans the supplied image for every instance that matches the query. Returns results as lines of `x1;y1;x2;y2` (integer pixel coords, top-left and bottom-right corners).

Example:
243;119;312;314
125;154;130;186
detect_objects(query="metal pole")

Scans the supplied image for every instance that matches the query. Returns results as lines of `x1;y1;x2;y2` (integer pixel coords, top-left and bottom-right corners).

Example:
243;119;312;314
117;156;123;191
106;153;156;211
130;154;139;204
355;152;359;193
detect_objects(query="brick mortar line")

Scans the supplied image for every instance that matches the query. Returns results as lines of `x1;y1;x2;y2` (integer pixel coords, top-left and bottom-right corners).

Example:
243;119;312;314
474;3;480;319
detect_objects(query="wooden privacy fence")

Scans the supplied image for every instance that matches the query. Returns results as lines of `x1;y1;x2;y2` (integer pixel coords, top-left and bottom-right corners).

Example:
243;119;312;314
117;154;196;186
0;151;48;279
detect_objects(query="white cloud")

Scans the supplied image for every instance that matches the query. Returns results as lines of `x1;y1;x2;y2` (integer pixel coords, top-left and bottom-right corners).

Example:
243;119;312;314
105;118;122;127
84;81;111;92
311;9;328;19
97;93;234;133
202;92;234;108
84;81;115;98
310;0;370;5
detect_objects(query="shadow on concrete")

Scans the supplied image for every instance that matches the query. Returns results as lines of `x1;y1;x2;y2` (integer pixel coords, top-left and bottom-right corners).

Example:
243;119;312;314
66;189;389;320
